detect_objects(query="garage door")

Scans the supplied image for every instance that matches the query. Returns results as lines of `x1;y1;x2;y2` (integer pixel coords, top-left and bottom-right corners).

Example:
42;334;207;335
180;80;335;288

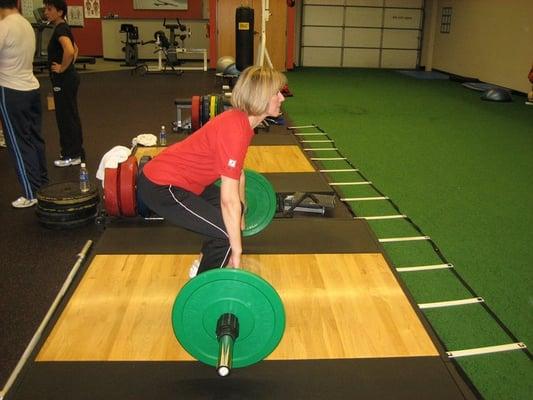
300;0;424;68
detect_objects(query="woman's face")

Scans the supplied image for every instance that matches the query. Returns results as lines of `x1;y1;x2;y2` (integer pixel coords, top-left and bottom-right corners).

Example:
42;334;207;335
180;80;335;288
43;5;63;24
266;91;285;117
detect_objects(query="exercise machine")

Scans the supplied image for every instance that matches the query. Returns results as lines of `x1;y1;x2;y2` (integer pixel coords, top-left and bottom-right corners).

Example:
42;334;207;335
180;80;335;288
119;24;141;66
133;19;207;75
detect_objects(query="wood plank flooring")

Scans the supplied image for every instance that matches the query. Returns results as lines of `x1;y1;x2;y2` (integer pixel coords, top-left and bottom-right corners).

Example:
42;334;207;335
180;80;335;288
37;254;438;362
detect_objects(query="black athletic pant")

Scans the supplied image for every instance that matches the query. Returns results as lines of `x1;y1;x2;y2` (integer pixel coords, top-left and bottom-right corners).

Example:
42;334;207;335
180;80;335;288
137;172;231;274
51;67;85;159
0;86;48;199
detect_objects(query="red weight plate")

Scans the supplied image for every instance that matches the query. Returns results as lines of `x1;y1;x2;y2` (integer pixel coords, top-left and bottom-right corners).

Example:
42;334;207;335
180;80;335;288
104;167;120;216
191;95;200;131
119;155;138;217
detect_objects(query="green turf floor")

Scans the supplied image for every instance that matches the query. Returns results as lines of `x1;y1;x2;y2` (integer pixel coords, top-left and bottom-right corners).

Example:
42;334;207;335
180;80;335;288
283;67;533;400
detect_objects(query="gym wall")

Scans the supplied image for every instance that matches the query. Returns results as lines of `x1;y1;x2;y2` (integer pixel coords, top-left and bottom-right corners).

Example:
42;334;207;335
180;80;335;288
25;0;205;56
421;0;533;93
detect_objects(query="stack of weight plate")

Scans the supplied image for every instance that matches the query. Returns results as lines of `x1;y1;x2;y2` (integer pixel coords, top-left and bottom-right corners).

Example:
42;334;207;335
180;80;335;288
36;182;99;229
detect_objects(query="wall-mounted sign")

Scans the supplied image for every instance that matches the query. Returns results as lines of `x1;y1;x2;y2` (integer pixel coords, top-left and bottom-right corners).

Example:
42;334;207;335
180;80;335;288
85;0;101;19
68;6;84;27
134;0;188;11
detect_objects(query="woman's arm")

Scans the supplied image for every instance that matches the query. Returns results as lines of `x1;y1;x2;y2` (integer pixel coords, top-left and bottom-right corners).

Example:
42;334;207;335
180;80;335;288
239;169;246;230
220;176;243;268
51;35;75;73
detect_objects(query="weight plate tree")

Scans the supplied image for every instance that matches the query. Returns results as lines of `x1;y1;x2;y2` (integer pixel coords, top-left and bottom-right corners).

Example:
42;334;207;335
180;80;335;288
172;268;285;376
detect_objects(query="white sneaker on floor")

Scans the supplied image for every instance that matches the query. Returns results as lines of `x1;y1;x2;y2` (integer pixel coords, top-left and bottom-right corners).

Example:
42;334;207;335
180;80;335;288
188;259;200;279
54;157;82;167
12;197;38;208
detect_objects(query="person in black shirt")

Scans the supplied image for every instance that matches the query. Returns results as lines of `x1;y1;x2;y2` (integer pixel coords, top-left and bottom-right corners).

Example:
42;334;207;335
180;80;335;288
44;0;85;167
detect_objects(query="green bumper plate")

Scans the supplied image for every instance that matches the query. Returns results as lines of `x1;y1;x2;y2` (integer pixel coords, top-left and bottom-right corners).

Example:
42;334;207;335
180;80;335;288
171;268;285;368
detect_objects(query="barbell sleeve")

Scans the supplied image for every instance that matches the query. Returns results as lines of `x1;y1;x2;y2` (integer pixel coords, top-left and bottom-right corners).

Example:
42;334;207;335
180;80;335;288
216;313;239;377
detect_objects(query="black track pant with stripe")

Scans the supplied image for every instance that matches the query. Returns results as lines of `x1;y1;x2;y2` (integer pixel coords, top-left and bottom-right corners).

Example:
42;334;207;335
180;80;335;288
0;86;48;200
138;172;231;274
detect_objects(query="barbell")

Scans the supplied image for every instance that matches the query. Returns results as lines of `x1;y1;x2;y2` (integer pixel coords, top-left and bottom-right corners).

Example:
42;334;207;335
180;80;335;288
171;268;285;377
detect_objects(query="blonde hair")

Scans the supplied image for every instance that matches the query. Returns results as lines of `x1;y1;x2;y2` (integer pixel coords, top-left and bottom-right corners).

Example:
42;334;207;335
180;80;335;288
230;66;287;116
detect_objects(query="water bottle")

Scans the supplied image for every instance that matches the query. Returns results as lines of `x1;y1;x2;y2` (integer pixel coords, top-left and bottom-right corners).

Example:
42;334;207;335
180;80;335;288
159;125;167;146
79;163;90;193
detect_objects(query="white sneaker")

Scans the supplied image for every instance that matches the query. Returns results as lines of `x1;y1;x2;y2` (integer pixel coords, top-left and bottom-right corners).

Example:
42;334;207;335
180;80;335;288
54;157;82;167
12;197;38;208
188;259;200;279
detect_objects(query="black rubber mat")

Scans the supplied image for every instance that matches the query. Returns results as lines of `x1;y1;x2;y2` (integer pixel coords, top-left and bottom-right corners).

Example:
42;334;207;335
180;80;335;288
250;133;298;145
93;218;380;255
6;358;477;400
264;172;332;194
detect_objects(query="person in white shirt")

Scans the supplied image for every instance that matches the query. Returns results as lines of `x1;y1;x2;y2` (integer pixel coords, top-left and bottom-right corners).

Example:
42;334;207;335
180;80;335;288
0;0;49;208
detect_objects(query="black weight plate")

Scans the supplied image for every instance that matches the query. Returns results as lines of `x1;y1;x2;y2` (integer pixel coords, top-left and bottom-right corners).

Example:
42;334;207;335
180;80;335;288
36;204;98;223
37;181;98;205
202;95;210;126
37;196;100;212
37;211;98;230
137;156;152;217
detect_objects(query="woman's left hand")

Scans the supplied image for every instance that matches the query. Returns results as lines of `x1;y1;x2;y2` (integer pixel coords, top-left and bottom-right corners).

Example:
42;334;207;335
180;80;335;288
51;62;62;73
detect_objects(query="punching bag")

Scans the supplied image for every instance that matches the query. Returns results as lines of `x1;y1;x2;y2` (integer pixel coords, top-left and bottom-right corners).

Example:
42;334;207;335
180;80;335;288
235;7;254;72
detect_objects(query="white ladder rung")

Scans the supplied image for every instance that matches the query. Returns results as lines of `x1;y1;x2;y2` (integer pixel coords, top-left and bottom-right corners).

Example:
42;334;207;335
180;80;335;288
419;297;484;309
301;139;334;143
341;196;389;201
288;125;316;129
320;168;359;172
311;157;346;161
447;343;527;358
304;148;338;151
359;215;407;220
330;181;371;186
295;132;327;136
396;263;453;272
379;236;430;243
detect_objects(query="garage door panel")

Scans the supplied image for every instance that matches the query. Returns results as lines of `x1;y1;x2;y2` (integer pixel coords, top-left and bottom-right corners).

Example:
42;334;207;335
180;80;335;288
381;49;418;68
303;5;344;26
303;26;344;47
382;29;420;49
344;27;381;48
302;47;342;67
343;48;380;68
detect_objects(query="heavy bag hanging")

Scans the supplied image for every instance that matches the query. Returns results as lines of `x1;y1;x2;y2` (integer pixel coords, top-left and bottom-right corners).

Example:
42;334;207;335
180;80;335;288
235;7;254;72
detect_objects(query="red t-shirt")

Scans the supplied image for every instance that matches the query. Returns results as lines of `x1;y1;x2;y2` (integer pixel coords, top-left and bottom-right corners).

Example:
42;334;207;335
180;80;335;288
143;109;253;195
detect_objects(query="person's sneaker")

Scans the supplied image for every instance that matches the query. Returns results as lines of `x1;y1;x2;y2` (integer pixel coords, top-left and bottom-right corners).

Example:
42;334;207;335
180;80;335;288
54;157;82;167
188;259;200;279
12;197;38;208
0;129;6;148
526;101;533;105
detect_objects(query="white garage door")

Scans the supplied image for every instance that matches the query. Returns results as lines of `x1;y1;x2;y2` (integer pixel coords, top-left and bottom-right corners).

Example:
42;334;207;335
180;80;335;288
300;0;424;68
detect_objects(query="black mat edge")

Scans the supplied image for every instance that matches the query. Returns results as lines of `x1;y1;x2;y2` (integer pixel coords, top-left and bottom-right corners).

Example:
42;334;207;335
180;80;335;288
91;218;381;255
263;172;333;194
7;358;477;400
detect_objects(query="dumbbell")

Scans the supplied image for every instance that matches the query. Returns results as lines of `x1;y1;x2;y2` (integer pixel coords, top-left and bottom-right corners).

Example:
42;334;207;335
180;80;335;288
172;268;285;376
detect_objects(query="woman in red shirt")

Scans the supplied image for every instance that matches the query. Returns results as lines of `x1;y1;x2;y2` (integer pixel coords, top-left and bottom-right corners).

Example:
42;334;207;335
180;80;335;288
138;66;286;277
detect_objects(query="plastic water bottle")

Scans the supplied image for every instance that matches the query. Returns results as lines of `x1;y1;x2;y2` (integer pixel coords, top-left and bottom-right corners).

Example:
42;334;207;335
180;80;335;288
79;163;90;193
159;125;167;146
